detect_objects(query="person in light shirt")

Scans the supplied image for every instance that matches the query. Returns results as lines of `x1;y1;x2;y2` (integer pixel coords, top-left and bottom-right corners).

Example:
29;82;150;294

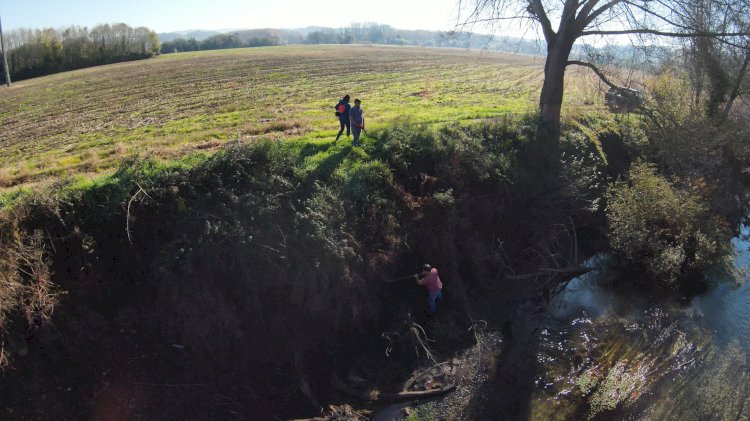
414;263;443;314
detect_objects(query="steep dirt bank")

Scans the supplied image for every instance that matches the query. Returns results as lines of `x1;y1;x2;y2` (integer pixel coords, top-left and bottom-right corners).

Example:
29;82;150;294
1;117;745;420
1;122;575;420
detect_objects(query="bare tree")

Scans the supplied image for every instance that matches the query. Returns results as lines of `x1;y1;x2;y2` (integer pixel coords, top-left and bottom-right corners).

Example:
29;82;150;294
457;0;750;170
0;15;10;87
681;0;750;122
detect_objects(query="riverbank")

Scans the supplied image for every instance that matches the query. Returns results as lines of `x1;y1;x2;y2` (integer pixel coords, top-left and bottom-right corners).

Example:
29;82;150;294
0;116;747;420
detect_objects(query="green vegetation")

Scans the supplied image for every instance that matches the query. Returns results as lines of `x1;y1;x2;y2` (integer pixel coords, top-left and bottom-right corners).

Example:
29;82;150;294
0;44;748;419
606;162;729;289
0;119;536;418
405;402;438;421
0;45;600;190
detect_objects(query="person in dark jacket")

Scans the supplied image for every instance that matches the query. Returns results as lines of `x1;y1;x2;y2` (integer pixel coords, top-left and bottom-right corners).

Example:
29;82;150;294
349;98;364;147
335;94;351;141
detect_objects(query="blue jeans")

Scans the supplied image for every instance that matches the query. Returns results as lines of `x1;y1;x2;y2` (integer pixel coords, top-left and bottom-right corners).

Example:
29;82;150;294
352;126;361;146
428;291;443;313
336;118;350;140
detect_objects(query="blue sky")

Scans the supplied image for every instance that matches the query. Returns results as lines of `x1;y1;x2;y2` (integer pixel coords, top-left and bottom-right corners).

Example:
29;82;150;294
0;0;463;33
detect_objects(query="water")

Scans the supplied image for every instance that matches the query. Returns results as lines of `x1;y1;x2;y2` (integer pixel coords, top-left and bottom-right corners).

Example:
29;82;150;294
528;229;750;420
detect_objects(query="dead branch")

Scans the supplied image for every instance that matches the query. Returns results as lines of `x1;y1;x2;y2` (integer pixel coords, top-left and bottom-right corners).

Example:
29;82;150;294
125;185;146;245
410;323;437;363
504;266;594;280
132;382;206;388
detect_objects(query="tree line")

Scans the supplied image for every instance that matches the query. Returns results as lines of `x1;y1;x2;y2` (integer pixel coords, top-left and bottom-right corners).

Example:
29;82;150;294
1;23;160;82
158;24;550;56
160;31;281;54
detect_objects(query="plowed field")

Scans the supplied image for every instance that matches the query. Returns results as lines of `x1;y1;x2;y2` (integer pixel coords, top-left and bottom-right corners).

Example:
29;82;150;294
0;45;601;188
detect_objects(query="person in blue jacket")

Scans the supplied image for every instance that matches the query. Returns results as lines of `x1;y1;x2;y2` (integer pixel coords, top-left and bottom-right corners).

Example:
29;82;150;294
334;94;351;142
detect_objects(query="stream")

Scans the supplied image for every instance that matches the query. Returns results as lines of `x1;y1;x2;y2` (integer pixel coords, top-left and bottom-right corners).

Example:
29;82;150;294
373;229;750;420
528;227;750;420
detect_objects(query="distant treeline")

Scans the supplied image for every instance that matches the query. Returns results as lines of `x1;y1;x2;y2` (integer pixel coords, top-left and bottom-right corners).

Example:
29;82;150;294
304;23;547;54
1;23;160;82
160;30;281;54
159;24;548;56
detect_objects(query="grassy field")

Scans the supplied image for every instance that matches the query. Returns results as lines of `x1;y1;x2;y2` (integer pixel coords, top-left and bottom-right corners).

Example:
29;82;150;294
0;44;603;189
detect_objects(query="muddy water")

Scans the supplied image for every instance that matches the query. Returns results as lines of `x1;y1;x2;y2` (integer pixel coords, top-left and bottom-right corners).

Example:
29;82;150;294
530;230;750;420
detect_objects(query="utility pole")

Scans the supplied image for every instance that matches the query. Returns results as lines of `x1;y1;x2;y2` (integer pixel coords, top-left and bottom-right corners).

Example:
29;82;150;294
0;15;11;87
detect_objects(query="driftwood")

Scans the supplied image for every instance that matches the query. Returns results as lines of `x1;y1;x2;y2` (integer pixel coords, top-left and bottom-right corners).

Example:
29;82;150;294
504;266;594;280
330;373;456;403
392;384;456;401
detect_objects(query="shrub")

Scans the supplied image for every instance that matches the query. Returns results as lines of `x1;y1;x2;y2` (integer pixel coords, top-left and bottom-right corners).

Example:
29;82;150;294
560;130;608;212
606;162;729;288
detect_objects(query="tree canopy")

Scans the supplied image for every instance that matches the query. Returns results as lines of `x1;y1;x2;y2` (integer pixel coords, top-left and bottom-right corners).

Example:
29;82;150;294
2;23;159;82
457;0;750;171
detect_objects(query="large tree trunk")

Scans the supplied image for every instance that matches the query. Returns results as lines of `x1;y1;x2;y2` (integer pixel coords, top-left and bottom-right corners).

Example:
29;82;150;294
532;39;574;177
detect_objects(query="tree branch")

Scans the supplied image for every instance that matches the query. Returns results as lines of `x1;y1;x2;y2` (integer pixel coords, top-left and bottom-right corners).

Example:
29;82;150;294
582;29;750;37
566;60;619;89
562;0;584;31
530;0;557;44
125;186;145;245
621;0;696;31
581;0;625;30
504;266;593;280
721;47;750;120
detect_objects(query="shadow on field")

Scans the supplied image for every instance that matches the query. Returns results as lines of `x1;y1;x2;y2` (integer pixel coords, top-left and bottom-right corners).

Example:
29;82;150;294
303;145;354;183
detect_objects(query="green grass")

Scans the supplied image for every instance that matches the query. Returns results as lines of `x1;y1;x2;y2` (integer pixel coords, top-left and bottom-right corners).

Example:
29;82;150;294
0;44;604;190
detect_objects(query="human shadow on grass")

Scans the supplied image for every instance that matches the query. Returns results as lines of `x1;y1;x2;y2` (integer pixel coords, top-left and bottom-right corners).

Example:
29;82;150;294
302;143;356;184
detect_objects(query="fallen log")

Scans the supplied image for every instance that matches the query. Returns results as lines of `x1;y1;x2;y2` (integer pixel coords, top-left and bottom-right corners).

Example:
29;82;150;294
392;384;456;401
331;374;456;403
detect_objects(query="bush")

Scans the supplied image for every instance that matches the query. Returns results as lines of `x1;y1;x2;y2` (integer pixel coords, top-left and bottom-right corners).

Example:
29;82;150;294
606;162;729;288
559;129;608;212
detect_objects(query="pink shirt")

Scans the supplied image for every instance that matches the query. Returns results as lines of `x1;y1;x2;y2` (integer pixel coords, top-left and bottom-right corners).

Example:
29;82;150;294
419;268;443;293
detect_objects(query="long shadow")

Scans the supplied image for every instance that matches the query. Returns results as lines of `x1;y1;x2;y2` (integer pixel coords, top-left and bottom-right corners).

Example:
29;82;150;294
302;144;353;184
465;278;547;420
296;140;334;160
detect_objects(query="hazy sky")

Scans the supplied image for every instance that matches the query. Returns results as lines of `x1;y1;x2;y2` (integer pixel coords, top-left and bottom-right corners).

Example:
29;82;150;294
0;0;464;33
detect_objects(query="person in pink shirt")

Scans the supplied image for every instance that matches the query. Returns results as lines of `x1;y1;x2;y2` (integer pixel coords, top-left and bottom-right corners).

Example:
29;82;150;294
414;263;443;314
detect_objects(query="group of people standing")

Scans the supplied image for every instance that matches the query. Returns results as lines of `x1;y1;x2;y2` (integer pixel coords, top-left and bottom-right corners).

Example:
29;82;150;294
334;96;445;315
334;95;364;146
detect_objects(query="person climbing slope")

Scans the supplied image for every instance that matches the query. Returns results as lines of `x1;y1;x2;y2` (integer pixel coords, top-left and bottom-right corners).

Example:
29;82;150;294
415;263;443;314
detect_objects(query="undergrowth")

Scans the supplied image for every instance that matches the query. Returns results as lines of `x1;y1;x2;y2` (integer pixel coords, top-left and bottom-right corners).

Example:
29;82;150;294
0;114;742;419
